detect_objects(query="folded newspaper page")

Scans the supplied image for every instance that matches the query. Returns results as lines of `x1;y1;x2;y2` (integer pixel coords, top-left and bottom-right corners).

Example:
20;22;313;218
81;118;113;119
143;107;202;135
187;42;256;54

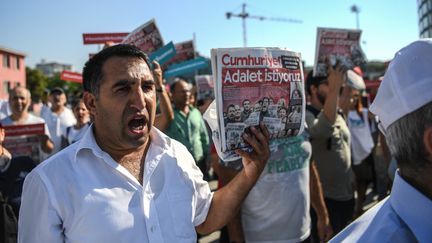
210;48;305;157
313;27;366;77
122;19;164;54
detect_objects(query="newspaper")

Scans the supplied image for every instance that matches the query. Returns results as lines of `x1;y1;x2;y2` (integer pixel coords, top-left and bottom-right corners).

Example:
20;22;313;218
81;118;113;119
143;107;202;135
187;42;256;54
195;75;214;101
163;40;195;69
122;19;164;54
210;47;305;156
3;123;45;163
313;27;366;77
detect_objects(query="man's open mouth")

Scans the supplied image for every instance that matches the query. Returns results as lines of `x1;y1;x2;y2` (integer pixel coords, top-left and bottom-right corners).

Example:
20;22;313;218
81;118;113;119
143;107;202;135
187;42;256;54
128;117;146;133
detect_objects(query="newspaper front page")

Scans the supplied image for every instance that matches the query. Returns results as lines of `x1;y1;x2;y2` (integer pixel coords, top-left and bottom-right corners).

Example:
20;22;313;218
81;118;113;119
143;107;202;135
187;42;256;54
313;27;366;77
211;48;305;153
122;19;164;54
195;75;215;101
3;123;45;163
163;40;195;69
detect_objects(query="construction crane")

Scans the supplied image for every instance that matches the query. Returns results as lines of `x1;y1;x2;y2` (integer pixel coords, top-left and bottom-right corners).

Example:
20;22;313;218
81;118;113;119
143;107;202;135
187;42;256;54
226;3;303;47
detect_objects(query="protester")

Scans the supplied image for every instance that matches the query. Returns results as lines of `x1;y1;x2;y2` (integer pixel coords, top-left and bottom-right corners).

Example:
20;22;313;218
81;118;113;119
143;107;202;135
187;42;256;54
216;130;334;242
61;98;91;148
39;88;51;117
40;87;76;155
166;78;210;180
18;44;270;242
331;39;432;242
339;70;375;217
305;63;355;236
1;87;54;161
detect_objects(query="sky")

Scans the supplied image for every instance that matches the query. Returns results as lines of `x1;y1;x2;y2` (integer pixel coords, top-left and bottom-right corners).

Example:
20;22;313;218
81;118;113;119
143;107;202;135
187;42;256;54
0;0;419;72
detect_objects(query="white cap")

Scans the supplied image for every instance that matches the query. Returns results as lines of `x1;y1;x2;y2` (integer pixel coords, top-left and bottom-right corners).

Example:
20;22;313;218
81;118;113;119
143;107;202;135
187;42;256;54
370;39;432;131
346;69;365;90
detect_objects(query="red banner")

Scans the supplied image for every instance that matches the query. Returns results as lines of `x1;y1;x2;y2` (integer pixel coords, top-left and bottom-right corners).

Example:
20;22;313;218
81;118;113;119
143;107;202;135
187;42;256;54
82;33;129;44
60;70;82;83
4;123;45;136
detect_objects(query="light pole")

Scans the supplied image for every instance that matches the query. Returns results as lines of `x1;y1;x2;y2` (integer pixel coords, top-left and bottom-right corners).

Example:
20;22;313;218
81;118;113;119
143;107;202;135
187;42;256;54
351;4;360;29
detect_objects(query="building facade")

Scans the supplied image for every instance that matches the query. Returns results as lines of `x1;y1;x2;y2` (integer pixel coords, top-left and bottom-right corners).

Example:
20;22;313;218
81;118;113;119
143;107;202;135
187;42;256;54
36;61;72;77
0;46;26;100
418;0;432;38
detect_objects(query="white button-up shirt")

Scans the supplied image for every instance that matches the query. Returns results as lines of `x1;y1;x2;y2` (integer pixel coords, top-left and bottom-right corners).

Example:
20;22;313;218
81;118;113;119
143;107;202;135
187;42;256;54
18;126;213;243
330;171;432;242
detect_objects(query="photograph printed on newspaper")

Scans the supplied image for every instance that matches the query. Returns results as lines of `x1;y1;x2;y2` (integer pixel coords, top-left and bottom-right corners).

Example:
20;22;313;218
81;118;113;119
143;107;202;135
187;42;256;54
211;47;305;153
122;19;164;54
313;27;366;77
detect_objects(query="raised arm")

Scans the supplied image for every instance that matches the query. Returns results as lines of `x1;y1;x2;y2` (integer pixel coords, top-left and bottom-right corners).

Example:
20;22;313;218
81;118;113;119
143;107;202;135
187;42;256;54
323;61;345;124
153;61;174;132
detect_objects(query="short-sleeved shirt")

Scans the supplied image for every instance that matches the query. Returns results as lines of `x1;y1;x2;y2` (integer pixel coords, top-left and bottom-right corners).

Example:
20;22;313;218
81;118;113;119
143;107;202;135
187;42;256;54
41;107;76;155
242;132;312;242
18;126;213;243
305;108;354;201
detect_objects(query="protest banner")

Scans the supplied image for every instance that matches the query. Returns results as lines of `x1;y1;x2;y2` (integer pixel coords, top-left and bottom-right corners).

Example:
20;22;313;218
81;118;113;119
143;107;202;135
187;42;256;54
82;33;129;45
60;70;82;83
164;57;209;78
148;41;176;66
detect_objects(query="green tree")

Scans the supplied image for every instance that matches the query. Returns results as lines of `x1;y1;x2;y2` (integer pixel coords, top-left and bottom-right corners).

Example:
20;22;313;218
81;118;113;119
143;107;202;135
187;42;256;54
26;67;49;102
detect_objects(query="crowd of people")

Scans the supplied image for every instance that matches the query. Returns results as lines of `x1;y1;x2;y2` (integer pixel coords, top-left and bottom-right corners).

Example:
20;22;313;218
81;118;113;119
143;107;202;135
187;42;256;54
0;39;430;242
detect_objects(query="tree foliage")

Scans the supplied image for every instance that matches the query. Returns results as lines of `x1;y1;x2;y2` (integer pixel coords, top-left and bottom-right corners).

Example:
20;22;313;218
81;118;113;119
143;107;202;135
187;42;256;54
26;67;83;103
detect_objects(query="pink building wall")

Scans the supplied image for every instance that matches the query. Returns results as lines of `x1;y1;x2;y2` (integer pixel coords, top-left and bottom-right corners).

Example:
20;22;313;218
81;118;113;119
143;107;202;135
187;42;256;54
0;47;26;100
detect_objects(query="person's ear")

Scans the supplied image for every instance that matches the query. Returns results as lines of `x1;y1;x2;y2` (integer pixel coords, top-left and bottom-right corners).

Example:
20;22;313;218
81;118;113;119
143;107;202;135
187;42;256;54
423;126;432;161
83;92;97;116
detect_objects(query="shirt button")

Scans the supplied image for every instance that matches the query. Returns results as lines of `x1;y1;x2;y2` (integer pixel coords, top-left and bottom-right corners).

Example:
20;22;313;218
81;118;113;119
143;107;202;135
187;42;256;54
150;225;155;232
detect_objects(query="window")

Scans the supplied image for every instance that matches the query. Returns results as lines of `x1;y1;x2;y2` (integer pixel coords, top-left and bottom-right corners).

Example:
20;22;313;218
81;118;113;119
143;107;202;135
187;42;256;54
16;57;20;69
2;54;11;68
3;81;11;94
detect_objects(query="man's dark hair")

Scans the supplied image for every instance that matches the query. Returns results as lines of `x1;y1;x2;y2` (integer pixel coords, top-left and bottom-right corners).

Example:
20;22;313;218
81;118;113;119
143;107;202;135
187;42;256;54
305;70;327;95
82;44;151;97
227;104;235;111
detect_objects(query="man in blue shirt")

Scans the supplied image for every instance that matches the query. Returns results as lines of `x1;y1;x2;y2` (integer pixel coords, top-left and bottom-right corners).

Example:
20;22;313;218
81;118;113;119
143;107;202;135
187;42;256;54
331;39;432;242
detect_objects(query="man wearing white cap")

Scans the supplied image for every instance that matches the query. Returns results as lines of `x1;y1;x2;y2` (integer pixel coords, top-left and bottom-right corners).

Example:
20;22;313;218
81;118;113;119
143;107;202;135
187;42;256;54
331;39;432;242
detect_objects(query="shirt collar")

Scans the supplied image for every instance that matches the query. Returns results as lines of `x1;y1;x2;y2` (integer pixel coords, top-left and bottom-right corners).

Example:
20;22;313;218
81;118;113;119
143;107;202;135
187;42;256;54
74;124;171;161
390;171;432;242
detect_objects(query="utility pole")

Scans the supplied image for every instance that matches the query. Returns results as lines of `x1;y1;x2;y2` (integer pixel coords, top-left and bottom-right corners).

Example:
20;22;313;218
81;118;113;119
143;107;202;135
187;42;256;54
226;3;302;47
351;4;360;29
